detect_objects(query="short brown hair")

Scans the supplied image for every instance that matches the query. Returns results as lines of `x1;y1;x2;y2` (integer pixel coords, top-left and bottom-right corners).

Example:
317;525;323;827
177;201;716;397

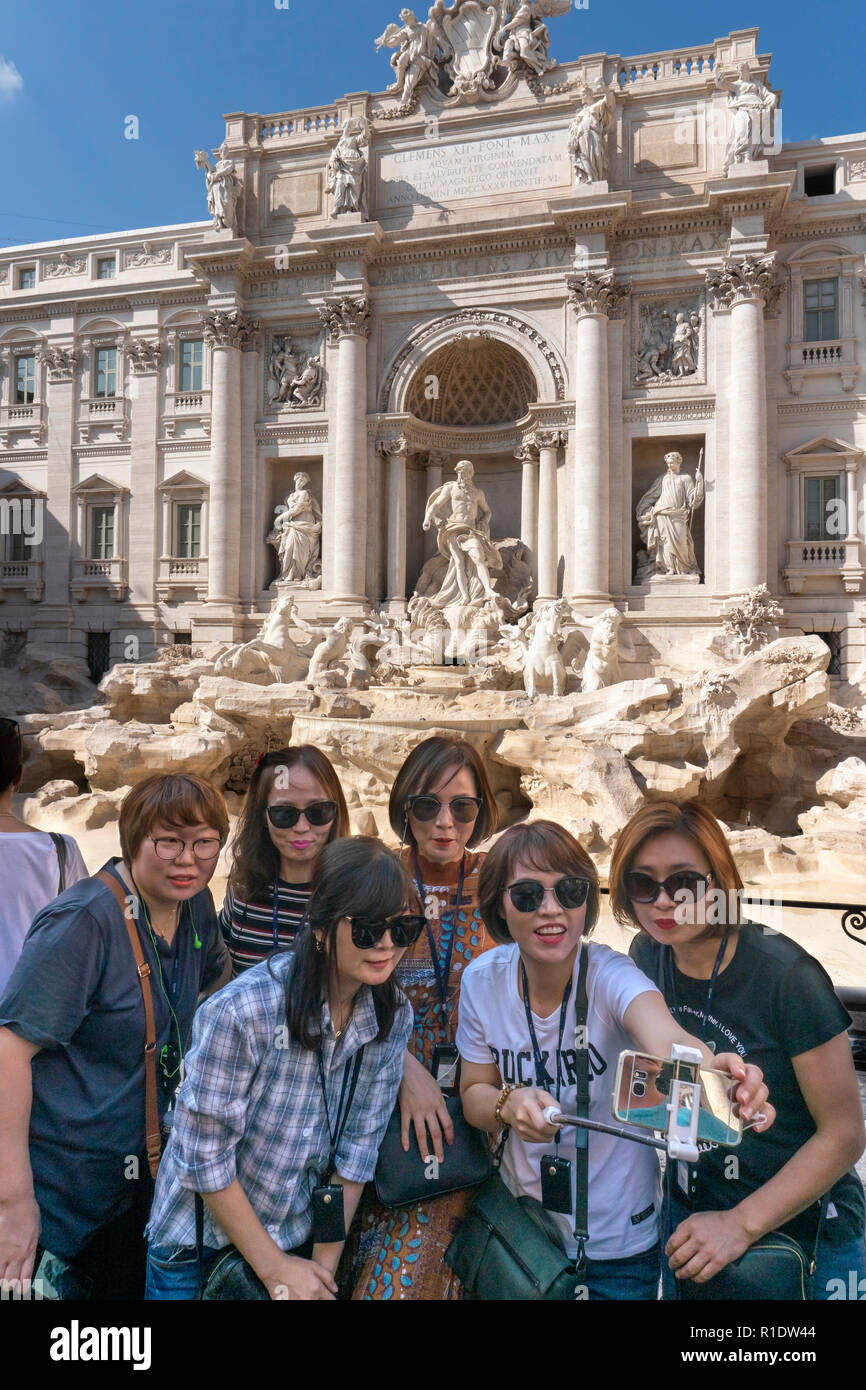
608;799;743;939
119;773;229;865
389;735;498;848
478;820;600;944
229;745;350;900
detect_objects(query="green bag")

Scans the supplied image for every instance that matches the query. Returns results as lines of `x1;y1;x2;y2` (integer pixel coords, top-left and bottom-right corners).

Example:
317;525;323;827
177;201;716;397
444;1172;583;1300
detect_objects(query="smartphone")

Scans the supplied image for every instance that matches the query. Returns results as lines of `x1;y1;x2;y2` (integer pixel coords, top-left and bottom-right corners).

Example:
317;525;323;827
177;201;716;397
612;1050;742;1146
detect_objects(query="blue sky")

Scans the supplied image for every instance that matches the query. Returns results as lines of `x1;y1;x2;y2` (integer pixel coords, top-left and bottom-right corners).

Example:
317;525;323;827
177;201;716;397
0;0;863;246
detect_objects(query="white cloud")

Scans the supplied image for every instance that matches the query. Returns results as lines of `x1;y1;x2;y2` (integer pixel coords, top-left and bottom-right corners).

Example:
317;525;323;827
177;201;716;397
0;57;23;101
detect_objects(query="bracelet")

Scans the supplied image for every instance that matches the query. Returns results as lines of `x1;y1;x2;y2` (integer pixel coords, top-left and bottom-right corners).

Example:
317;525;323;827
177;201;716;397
494;1082;519;1127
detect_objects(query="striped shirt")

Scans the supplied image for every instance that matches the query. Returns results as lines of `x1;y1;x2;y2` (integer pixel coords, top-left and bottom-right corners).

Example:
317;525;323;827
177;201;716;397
219;879;311;975
146;951;413;1253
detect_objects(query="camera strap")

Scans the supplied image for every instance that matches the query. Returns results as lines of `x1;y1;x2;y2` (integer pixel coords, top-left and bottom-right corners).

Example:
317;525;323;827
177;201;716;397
572;940;590;1269
519;958;572;1151
316;1044;366;1181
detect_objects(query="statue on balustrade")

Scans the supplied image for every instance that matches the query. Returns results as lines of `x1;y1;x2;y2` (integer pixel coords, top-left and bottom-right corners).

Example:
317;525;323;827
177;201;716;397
714;62;779;168
194;143;242;233
568;87;615;185
267;472;322;586
326;119;369;218
635;450;704;581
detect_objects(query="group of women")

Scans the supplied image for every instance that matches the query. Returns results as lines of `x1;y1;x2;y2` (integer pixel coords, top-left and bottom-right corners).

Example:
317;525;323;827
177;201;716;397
0;724;863;1301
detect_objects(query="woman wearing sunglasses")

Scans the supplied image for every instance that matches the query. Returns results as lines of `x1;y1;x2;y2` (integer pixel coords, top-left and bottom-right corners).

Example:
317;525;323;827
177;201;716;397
611;800;865;1298
352;734;498;1300
220;745;350;974
0;773;231;1301
457;819;771;1300
145;836;421;1300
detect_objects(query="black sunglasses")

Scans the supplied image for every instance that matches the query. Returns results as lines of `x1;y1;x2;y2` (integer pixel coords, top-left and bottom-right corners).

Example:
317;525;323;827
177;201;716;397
350;914;427;950
625;871;711;905
266;800;338;830
405;794;482;824
505;877;591;914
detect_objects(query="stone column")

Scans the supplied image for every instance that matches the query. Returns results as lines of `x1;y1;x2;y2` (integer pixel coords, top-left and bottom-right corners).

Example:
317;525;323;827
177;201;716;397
706;256;782;594
566;271;628;601
202;308;258;605
318;295;371;606
381;435;408;608
37;346;80;614
127;342;161;630
536;429;563;602
239;333;261;606
845;463;858;540
514;433;540;590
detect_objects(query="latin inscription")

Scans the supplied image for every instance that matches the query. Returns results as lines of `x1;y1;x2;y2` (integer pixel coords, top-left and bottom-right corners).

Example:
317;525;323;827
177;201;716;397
370;245;571;287
377;129;571;208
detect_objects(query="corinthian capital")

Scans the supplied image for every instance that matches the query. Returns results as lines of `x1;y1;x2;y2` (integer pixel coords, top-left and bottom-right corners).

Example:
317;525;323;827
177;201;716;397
705;255;784;312
202;308;259;349
128;339;162;374
567;270;629;319
318;295;371;341
36;344;81;381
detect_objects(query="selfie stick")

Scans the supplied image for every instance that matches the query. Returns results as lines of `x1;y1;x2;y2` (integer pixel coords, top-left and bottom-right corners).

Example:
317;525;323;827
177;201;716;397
543;1043;705;1162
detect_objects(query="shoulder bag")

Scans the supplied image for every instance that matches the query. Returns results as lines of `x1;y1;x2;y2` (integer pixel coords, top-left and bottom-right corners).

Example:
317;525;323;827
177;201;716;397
444;942;591;1300
374;1093;494;1207
676;1199;827;1301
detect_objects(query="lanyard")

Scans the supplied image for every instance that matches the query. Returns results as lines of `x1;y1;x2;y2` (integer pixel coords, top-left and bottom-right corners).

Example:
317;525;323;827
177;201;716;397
519;957;573;1149
412;850;466;1013
664;937;727;1044
315;1044;365;1180
272;880;281;950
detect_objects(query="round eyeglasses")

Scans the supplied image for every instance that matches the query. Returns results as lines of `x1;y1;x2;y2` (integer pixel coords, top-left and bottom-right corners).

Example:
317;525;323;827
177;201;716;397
504;876;590;914
405;794;482;824
149;835;222;862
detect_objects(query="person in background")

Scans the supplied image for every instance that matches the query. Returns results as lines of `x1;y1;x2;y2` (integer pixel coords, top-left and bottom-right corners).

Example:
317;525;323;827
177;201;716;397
352;734;499;1300
145;837;419;1300
219;746;350;974
610;799;865;1299
0;717;88;995
0;773;231;1300
458;819;771;1300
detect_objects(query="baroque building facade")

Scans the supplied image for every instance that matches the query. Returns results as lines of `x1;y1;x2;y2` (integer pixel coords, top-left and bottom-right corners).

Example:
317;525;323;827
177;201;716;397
1;24;865;681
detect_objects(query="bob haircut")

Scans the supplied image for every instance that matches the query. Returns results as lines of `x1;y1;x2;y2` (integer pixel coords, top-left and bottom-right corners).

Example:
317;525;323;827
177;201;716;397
608;799;744;940
119;774;229;865
280;836;420;1049
478;820;601;945
0;717;23;795
229;745;350;900
388;735;498;849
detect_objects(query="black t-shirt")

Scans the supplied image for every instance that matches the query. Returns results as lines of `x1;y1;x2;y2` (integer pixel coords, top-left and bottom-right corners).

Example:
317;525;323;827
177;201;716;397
0;859;227;1259
630;923;864;1250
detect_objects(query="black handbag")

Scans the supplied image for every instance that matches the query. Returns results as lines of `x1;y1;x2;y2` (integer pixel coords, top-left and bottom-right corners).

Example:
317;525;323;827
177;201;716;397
677;1199;827;1302
374;1094;494;1207
445;942;591;1300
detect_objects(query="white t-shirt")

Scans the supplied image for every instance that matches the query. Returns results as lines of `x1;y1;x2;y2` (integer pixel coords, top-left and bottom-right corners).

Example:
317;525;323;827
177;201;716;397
456;940;663;1260
0;831;89;996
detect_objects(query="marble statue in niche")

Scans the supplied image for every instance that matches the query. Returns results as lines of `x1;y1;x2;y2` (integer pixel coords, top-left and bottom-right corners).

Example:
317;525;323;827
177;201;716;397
635;450;704;581
421;458;503;607
267;472;323;586
326;119;369;218
194;143;242;232
714;63;779;168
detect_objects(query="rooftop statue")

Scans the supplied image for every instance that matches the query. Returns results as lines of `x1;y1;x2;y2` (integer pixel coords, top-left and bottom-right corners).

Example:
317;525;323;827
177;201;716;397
194;143;242;233
568;86;616;185
326;119;369;218
714;62;779;168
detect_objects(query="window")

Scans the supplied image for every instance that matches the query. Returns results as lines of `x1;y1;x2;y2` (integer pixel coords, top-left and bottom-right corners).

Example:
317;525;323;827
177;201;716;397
815;631;841;677
804;279;838;342
3;529;27;563
15;355;36;405
173;631;192;645
176;503;201;558
90;505;115;559
804;165;836;197
804;476;842;541
87;632;111;684
180;339;204;392
95;347;117;398
18;267;35;290
96;257;116;280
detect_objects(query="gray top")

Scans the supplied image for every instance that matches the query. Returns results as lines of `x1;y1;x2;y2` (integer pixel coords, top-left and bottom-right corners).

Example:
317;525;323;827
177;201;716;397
0;859;227;1260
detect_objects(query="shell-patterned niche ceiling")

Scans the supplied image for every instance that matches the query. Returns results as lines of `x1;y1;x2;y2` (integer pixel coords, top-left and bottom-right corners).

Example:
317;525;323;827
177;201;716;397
406;336;538;427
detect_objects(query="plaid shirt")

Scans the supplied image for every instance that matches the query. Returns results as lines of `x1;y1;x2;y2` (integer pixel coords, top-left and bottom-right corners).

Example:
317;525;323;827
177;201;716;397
146;953;412;1252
